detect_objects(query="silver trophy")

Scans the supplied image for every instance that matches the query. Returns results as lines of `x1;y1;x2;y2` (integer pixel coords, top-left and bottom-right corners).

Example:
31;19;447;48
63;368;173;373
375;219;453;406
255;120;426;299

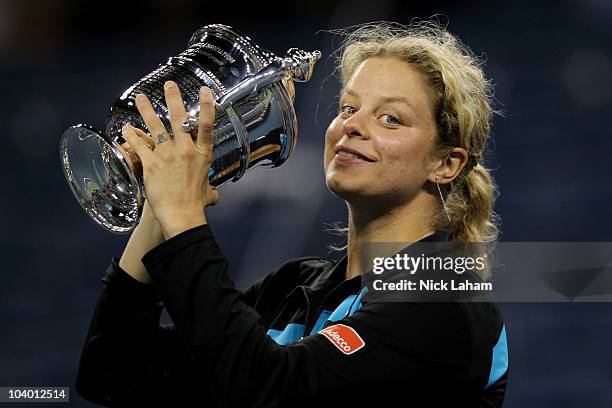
60;24;320;233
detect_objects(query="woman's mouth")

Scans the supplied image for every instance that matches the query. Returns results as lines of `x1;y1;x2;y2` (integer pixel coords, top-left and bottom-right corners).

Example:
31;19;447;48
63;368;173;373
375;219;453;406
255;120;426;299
334;148;375;164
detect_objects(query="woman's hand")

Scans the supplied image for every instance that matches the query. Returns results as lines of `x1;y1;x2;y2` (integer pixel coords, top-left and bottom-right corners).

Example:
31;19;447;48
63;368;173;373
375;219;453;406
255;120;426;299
122;81;219;240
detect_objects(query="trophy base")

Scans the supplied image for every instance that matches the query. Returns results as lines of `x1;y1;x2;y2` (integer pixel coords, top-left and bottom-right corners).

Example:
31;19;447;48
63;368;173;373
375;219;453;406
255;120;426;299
60;124;143;233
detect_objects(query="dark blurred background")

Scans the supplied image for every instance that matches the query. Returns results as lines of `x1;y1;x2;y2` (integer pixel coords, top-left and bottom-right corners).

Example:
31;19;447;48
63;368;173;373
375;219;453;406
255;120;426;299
1;0;611;406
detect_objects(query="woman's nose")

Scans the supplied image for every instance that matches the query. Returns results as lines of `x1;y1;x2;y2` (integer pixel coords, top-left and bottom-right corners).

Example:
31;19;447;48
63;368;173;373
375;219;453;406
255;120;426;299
342;111;368;138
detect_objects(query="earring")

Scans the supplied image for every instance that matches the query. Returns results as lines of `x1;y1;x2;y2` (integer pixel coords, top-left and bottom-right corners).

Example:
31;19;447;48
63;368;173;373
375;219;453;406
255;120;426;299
435;175;452;222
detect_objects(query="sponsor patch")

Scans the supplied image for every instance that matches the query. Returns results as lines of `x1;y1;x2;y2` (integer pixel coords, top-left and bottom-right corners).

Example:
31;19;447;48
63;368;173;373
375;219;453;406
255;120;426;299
320;324;365;355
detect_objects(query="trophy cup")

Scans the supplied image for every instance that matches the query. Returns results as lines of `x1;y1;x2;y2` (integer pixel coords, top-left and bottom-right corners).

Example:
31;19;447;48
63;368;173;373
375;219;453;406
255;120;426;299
60;24;320;233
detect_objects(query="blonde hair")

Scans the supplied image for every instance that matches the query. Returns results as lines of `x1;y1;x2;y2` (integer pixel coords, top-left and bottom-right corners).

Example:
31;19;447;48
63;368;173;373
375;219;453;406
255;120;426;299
332;20;499;245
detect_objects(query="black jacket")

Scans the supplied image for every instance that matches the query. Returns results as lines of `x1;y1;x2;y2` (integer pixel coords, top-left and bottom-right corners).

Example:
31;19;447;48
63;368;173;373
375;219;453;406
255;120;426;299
75;225;508;407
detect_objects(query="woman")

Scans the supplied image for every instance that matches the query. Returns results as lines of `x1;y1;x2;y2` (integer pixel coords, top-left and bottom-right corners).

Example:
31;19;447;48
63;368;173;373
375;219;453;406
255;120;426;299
75;22;508;407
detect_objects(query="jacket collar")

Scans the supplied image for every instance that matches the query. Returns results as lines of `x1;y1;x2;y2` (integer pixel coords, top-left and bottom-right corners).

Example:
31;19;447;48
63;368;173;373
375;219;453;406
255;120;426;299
305;229;450;292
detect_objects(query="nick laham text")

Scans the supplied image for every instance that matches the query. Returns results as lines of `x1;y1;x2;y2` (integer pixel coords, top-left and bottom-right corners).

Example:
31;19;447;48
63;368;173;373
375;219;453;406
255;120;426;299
373;279;493;292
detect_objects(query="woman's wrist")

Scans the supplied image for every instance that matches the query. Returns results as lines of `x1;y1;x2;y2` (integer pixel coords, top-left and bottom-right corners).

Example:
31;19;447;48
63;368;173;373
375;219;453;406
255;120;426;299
118;201;165;285
160;210;207;240
135;200;165;241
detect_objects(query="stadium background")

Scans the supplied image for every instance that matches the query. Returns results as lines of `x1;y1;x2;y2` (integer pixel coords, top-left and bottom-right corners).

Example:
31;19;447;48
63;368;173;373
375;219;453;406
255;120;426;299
1;0;611;405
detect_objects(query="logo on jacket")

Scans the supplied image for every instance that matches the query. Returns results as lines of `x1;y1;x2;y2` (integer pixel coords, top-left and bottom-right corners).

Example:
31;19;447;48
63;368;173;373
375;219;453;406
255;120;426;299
320;324;365;355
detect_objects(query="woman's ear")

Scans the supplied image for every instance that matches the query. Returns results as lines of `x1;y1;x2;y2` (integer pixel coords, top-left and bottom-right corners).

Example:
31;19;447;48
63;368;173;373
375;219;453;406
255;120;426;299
428;147;469;184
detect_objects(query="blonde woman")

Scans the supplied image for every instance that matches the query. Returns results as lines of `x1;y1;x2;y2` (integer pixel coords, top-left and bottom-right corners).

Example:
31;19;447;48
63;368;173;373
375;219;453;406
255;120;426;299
76;22;508;407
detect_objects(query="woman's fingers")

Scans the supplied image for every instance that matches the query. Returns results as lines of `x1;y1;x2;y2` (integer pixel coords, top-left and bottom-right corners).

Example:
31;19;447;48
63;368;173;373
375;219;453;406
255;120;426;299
163;80;190;144
122;125;153;164
131;126;156;150
196;86;216;155
134;93;167;146
210;188;220;206
203;184;220;207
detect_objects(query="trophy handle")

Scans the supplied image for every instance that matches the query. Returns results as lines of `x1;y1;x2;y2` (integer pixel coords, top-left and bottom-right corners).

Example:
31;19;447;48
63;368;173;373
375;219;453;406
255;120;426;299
181;48;321;134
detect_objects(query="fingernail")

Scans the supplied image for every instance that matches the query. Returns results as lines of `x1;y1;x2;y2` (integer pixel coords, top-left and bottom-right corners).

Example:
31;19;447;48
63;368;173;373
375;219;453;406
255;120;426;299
122;124;131;134
201;86;213;99
164;80;176;90
135;93;146;102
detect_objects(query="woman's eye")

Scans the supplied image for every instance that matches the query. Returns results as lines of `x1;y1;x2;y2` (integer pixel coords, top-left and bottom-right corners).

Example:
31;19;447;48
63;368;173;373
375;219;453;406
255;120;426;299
381;114;401;125
340;105;357;116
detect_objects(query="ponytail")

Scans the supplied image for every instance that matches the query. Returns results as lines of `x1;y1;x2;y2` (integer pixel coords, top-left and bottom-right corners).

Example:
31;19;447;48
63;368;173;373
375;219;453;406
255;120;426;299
444;164;499;243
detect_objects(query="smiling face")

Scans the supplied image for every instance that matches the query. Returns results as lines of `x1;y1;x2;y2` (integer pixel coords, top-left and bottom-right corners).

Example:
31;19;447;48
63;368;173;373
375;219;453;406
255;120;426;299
324;57;441;208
